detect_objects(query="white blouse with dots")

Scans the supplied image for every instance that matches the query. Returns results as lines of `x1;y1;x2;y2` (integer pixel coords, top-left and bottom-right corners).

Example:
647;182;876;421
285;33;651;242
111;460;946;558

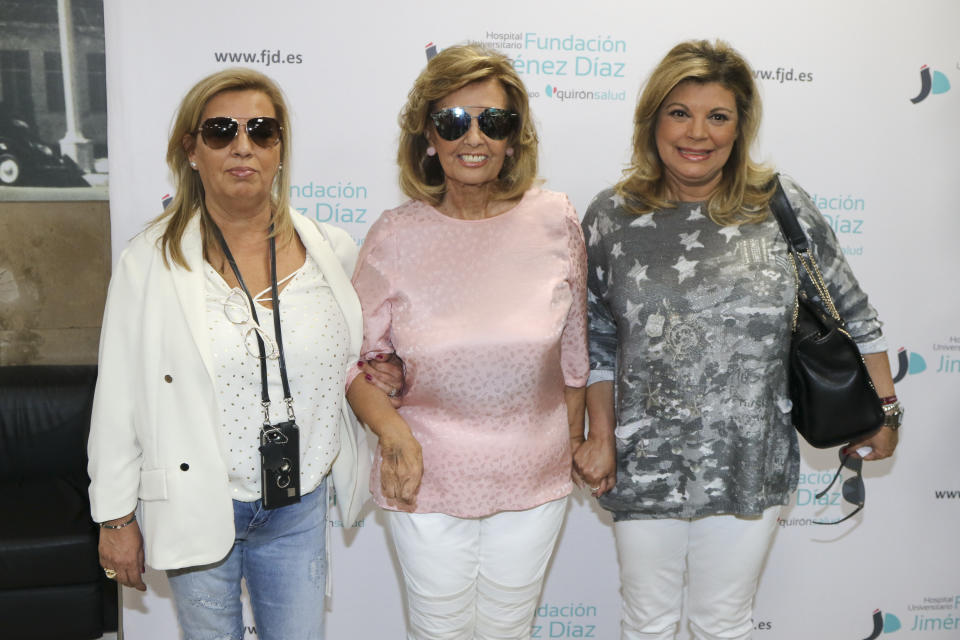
205;252;349;501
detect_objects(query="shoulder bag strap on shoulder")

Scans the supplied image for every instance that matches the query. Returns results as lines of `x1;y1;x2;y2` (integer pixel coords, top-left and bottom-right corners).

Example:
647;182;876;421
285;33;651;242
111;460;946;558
768;174;808;254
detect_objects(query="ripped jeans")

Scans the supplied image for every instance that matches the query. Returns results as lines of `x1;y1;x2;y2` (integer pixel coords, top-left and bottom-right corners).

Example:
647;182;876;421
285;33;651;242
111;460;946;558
167;482;327;640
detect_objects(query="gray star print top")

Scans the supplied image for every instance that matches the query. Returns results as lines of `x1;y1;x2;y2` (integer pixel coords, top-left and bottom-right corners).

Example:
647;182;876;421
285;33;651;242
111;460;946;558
583;175;886;520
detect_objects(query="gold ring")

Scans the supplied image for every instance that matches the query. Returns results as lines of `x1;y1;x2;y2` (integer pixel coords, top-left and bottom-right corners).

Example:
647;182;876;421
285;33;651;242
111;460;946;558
104;568;118;579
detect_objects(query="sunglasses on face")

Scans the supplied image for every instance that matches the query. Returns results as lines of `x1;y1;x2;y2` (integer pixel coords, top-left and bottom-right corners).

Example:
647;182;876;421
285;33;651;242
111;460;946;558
429;106;518;141
813;452;865;525
195;116;282;149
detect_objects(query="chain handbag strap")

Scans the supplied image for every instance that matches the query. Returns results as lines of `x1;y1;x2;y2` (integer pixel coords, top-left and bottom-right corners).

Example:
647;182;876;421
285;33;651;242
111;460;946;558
768;176;844;328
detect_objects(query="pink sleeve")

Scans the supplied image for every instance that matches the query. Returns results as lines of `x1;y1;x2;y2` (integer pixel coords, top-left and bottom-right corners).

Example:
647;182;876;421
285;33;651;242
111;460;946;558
344;214;396;390
560;198;590;387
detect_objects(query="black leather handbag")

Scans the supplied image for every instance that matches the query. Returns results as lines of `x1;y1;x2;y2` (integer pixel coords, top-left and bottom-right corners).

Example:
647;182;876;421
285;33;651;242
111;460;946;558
769;178;884;448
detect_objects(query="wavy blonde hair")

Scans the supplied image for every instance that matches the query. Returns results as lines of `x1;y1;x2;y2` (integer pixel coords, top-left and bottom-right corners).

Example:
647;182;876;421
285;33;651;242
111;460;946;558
154;67;293;269
616;40;775;225
397;44;538;205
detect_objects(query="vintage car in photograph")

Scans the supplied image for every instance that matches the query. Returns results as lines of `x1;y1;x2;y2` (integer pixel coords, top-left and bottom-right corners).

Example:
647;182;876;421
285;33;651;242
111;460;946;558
0;109;89;187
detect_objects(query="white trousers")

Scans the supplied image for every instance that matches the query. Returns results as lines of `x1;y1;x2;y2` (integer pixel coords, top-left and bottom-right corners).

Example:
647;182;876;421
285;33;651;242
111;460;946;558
386;497;568;640
614;506;780;640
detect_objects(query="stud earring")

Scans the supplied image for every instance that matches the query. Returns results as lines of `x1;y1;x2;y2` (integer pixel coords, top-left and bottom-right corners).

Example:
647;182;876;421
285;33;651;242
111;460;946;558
278;163;283;171
505;147;514;157
189;161;197;169
426;146;436;157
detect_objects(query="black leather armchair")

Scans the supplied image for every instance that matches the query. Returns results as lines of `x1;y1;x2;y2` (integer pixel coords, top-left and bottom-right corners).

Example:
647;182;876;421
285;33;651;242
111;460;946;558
0;365;118;640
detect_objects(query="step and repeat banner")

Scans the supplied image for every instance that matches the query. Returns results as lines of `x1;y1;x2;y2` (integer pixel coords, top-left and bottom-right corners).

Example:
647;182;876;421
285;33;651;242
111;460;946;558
102;1;959;638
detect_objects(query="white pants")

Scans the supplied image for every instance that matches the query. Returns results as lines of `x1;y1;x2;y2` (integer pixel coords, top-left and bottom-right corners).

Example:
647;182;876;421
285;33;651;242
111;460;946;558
386;497;568;640
614;506;780;640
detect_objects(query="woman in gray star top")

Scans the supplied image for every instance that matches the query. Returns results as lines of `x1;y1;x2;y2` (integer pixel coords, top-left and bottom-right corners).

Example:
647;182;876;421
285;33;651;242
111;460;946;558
574;40;901;640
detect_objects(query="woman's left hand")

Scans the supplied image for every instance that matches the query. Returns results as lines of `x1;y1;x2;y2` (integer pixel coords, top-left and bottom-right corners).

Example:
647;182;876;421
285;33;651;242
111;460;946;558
846;426;899;461
573;434;617;497
360;354;405;408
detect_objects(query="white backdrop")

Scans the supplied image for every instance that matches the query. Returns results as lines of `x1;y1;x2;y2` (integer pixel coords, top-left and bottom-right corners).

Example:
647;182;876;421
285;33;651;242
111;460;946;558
102;1;960;638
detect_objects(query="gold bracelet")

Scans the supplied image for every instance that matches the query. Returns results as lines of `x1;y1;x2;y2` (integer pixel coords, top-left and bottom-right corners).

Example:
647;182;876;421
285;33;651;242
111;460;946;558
100;513;137;530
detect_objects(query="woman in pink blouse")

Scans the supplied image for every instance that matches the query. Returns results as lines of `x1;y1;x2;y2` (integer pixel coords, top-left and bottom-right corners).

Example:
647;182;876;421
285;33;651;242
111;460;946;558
346;44;589;639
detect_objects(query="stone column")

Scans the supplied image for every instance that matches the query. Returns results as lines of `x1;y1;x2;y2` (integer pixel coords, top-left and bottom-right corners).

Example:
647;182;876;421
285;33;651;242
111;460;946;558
57;0;94;172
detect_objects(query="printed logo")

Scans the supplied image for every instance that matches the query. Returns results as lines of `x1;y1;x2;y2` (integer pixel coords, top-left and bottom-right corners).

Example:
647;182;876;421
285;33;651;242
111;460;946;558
860;609;901;639
861;596;960;635
533;602;599;638
162;193;172;208
910;65;951;103
425;33;629;102
892;347;927;383
290;180;370;228
543;83;627;102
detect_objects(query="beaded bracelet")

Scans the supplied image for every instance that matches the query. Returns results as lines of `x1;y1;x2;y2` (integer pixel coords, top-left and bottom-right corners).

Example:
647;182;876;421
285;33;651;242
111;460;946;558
100;513;137;530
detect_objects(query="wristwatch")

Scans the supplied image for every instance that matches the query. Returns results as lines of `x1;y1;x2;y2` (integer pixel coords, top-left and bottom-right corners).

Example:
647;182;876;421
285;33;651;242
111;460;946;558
881;400;904;430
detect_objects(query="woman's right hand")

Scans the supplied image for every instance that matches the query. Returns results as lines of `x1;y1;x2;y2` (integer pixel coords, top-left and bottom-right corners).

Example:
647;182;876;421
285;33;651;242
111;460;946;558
581;381;618;497
379;430;423;511
574;434;617;497
98;515;147;591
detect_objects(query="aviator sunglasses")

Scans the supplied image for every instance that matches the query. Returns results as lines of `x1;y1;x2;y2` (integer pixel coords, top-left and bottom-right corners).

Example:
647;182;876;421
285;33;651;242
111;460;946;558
813;451;865;525
429;106;518;141
195;116;282;149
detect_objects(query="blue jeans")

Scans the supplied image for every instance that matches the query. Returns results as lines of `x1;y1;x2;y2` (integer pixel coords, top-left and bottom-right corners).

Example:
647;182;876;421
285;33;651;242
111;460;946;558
167;482;327;640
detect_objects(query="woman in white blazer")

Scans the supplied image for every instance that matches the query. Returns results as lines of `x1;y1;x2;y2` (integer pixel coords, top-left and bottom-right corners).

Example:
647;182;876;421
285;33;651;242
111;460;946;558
88;68;395;640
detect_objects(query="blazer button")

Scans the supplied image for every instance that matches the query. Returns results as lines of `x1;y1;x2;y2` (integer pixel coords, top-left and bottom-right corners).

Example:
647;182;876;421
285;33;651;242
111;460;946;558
164;375;173;383
180;463;189;471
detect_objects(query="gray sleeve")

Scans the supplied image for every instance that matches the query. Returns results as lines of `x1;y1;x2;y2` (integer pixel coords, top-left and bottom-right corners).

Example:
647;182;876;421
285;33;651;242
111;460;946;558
582;197;618;382
782;176;887;353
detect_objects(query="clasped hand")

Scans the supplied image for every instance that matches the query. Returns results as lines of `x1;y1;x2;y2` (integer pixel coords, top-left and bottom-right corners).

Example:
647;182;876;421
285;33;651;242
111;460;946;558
571;434;617;497
379;430;423;511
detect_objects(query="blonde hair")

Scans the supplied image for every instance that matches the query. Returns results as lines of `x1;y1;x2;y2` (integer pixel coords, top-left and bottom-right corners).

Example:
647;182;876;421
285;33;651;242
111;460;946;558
154;67;293;269
616;40;775;225
397;44;538;205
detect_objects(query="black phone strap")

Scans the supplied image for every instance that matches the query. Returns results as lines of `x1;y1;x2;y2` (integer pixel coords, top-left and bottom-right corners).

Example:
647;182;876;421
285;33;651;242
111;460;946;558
212;223;296;425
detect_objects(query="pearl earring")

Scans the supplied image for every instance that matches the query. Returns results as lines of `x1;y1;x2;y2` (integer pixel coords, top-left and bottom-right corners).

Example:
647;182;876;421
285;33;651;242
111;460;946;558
506;147;514;157
426;146;437;157
189;161;197;168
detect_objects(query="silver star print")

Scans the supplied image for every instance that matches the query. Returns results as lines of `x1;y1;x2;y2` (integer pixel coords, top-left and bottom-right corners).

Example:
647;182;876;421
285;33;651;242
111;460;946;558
625;299;644;320
587;216;601;246
679;230;704;251
611;242;625;258
627;260;649;282
672;255;699;283
629;213;656;228
718;225;742;242
687;206;706;220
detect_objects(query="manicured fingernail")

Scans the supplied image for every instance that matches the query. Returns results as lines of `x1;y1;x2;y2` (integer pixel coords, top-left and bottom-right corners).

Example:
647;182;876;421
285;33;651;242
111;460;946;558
376;354;384;360
365;374;372;381
357;361;364;367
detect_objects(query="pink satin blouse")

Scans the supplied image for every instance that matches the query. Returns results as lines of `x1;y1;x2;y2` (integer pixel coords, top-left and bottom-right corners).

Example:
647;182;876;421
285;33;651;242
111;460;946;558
348;188;589;517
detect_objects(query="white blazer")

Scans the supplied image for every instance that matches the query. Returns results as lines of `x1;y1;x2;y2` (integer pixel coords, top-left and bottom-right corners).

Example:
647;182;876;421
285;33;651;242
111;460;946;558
88;210;370;570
